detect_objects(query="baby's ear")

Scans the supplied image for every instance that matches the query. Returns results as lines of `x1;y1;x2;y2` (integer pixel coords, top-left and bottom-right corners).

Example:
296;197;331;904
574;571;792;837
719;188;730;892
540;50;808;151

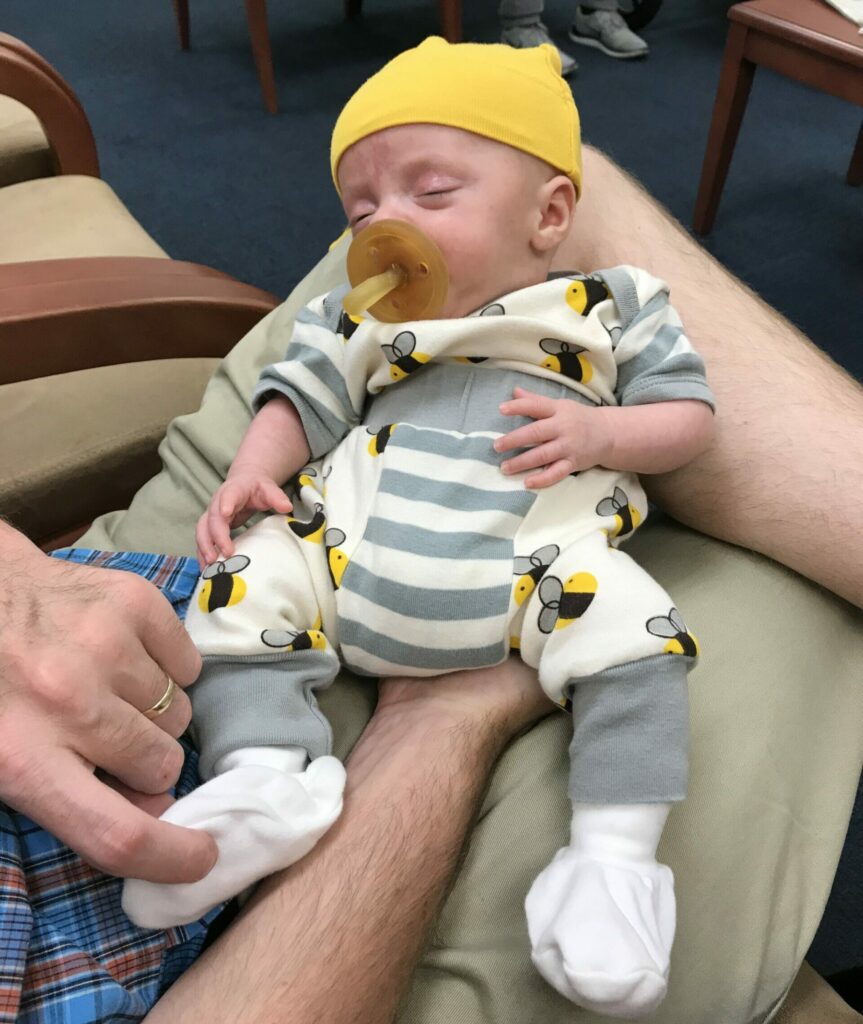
533;175;576;253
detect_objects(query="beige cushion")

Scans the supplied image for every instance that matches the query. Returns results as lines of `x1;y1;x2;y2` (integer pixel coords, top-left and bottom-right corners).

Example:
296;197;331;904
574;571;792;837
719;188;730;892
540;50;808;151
0;174;168;264
1;358;219;541
80;239;863;1024
0;95;54;187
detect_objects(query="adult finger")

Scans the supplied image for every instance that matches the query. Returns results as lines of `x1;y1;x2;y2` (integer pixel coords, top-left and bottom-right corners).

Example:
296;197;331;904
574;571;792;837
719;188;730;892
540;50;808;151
35;754;217;882
109;646;193;740
83;692;188;795
525;459;575;490
102;775;177;817
130;577;202;688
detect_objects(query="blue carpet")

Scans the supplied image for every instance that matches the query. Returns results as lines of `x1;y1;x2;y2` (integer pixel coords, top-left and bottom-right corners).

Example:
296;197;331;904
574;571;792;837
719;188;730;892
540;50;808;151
3;0;861;986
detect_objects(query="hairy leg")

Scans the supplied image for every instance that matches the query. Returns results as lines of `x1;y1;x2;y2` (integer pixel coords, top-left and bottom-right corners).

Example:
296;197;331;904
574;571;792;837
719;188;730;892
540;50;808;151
553;146;863;607
143;659;551;1024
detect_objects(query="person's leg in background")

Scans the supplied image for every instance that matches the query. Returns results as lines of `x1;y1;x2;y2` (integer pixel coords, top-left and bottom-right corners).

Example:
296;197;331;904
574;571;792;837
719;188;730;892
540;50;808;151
499;0;579;76
569;0;649;60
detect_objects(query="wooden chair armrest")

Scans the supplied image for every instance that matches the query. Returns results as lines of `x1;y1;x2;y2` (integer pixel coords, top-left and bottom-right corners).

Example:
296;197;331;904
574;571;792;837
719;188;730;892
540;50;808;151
0;33;99;177
0;257;281;384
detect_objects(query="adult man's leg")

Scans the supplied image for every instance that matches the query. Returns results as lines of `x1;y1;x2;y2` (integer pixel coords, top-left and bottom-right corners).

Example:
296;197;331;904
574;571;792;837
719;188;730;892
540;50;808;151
559;146;863;609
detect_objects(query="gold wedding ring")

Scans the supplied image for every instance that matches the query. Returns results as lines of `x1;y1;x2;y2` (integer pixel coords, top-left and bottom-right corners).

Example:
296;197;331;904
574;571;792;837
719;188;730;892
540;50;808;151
143;677;177;719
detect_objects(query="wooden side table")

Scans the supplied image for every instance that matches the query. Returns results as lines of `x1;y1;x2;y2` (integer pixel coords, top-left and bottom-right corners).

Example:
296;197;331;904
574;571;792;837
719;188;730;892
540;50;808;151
693;0;863;235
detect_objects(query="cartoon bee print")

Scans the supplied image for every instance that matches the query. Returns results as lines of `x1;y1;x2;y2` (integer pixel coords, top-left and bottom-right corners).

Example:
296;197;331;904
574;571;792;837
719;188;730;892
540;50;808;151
287;502;326;544
455;356;489;364
198;555;251;613
479;303;505;317
565;277;609;317
261;627;328;652
338;310;363;340
382;331;431;381
512;544;560;606
595;487;642;540
367;423;397;456
646;608;700;657
537;572;598;633
324;528;348;588
540;338;593;384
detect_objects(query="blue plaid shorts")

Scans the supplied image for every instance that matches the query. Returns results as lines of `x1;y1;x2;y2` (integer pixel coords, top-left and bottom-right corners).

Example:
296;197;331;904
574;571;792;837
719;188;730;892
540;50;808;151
0;550;224;1024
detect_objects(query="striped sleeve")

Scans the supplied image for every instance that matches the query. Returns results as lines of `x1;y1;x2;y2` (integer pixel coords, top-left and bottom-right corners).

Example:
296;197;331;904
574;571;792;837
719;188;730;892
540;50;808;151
252;285;363;458
597;266;716;411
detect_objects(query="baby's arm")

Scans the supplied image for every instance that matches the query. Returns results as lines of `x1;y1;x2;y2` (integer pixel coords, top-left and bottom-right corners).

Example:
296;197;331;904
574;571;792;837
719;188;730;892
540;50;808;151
196;395;312;564
496;387;714;489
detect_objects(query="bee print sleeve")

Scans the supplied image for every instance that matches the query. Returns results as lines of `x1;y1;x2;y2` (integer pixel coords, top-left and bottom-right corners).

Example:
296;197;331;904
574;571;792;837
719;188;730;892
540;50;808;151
252;285;365;459
597;266;716;412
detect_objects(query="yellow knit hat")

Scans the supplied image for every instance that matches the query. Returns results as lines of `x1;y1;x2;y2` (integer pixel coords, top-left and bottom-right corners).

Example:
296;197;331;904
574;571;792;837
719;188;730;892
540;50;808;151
330;36;582;197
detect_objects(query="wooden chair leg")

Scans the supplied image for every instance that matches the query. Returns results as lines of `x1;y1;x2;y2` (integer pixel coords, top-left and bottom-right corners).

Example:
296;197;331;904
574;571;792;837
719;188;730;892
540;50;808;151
439;0;463;42
245;0;278;114
172;0;191;50
847;120;863;186
345;0;363;19
692;21;756;235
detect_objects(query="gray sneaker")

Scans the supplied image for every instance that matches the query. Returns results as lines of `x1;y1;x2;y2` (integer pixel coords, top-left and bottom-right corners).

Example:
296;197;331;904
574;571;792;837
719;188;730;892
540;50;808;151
501;21;578;77
568;7;648;59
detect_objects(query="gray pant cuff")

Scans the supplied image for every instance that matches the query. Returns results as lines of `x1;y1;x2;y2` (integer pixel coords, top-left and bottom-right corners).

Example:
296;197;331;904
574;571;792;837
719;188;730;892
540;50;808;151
567;654;691;804
191;650;340;779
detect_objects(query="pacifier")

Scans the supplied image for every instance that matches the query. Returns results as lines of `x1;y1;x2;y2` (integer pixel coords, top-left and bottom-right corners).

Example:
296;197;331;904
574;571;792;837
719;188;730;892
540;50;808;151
344;219;449;323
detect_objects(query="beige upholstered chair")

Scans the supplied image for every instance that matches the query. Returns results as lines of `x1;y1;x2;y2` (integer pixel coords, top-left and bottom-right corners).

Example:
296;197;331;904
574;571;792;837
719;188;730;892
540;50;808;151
0;34;279;547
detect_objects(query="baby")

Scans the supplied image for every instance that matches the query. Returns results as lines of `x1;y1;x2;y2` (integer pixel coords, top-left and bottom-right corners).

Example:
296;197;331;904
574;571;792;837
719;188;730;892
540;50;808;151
123;38;714;1019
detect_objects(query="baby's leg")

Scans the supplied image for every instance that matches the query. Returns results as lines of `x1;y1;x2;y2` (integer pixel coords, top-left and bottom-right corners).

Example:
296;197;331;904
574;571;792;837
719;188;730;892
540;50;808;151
519;530;692;1018
123;515;345;929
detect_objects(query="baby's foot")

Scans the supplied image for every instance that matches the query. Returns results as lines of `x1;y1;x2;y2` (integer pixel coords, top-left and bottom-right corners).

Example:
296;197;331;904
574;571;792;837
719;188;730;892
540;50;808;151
122;756;345;929
525;847;675;1019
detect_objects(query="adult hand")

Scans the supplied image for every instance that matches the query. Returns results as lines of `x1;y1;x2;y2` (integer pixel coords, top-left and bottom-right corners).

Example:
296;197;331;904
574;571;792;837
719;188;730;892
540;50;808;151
196;473;293;566
0;524;217;883
495;387;613;488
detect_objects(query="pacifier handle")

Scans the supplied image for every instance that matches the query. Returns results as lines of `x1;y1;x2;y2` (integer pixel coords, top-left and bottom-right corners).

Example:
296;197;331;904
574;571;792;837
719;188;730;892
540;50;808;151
344;219;449;323
343;265;406;318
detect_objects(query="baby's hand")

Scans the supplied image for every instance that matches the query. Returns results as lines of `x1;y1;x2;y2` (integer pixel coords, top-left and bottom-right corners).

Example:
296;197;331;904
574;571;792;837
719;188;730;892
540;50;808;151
495;387;614;489
196;473;293;566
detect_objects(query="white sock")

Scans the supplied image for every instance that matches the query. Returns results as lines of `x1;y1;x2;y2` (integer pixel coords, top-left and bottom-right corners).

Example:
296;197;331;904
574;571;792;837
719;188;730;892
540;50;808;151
525;803;675;1019
122;745;346;929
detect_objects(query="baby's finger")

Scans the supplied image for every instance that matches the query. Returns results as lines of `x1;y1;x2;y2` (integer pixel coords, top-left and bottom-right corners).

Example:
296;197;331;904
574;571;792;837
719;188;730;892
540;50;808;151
501;442;561;476
494;419;556;453
208;503;236;559
525;459;575;490
260;481;293;513
500;391;555;419
195;516;217;568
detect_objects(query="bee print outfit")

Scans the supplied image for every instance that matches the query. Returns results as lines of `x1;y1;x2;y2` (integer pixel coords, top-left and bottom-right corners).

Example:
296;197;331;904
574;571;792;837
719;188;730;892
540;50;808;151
186;267;714;806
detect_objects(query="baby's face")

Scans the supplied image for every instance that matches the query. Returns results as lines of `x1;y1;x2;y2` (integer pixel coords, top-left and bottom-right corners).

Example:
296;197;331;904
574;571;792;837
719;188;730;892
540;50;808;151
338;124;559;318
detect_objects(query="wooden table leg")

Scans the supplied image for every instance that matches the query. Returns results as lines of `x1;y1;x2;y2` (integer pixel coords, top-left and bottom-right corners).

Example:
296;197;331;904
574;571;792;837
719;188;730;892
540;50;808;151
693;21;756;235
245;0;278;114
847;120;863;186
172;0;191;50
439;0;463;43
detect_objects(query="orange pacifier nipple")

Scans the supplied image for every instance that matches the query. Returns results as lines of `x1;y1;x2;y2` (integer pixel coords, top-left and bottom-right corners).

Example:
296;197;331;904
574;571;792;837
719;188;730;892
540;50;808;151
344;219;449;323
